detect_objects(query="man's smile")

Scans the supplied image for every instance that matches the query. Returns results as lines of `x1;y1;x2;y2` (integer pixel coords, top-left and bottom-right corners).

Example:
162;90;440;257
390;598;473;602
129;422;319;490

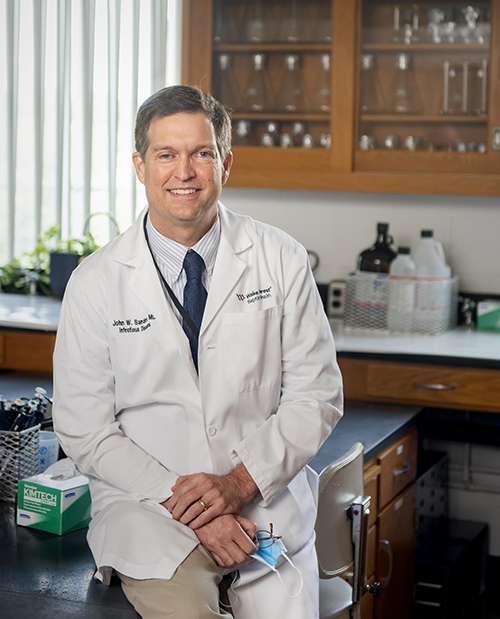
168;188;199;195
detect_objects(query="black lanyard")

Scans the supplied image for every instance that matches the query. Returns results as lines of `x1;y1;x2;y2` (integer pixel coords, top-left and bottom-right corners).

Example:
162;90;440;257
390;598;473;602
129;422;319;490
142;214;200;339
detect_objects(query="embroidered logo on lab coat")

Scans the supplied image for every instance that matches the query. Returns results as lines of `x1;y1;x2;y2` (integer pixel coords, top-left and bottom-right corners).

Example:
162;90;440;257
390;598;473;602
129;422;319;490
236;287;272;304
112;313;156;333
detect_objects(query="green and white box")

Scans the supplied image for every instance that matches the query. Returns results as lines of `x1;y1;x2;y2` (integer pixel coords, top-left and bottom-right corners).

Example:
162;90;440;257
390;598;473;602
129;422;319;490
17;474;91;535
477;299;500;332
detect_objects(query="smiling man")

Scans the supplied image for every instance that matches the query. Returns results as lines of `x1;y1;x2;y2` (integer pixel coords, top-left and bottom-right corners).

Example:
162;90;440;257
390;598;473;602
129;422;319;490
53;85;343;619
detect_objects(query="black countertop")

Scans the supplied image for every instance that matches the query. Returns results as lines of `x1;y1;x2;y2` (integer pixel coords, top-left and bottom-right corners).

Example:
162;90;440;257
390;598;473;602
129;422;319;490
309;400;421;473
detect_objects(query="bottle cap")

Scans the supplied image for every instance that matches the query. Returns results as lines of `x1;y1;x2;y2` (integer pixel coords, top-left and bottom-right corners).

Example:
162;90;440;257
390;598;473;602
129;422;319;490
252;54;266;70
398;246;411;254
421;229;434;237
285;54;299;70
377;223;389;233
361;54;375;70
219;54;231;70
396;53;411;70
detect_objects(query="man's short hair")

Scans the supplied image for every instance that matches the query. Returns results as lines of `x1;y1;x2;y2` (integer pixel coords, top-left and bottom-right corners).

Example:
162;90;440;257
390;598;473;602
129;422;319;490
134;85;232;162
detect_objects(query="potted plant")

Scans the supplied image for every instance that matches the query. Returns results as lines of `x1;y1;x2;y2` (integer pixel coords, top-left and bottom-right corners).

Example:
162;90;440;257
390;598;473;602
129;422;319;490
0;226;99;297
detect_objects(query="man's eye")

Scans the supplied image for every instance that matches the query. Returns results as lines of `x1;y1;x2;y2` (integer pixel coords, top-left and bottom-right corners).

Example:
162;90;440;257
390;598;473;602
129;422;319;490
159;153;172;159
198;151;212;158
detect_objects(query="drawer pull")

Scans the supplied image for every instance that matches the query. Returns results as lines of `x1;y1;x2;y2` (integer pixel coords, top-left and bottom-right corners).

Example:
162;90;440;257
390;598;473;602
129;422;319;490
378;539;393;588
414;382;456;391
393;462;411;477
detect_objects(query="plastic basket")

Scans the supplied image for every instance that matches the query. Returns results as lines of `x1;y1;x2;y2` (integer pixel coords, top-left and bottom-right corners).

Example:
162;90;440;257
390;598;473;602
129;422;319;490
344;273;458;335
0;424;40;502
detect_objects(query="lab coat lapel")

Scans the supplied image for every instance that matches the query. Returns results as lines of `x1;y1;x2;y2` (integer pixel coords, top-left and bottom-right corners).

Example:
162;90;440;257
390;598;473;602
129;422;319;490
114;210;200;387
201;205;252;333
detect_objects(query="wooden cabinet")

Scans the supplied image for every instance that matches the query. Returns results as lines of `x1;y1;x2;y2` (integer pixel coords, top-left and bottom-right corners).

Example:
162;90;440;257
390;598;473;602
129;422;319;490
376;482;417;619
362;426;418;619
338;356;500;413
0;329;55;372
182;0;500;196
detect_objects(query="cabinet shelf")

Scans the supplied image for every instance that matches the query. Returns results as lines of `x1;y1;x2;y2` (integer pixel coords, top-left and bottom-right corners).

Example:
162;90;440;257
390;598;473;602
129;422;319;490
361;114;487;123
362;43;490;53
215;43;331;53
232;112;330;121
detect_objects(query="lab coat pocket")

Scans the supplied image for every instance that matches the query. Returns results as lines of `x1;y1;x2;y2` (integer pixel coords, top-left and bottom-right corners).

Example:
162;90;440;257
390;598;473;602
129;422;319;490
223;305;283;392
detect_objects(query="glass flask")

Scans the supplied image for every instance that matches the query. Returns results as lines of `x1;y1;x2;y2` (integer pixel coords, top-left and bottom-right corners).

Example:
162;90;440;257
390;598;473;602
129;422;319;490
281;54;309;113
280;0;301;43
312;54;331;113
359;54;385;114
245;54;275;112
301;0;333;42
233;120;252;146
212;0;243;43
213;54;242;112
246;0;265;43
388;53;422;114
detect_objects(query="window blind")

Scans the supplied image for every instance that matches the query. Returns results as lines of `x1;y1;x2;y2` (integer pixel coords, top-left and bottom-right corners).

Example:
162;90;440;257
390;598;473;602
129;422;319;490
0;0;181;262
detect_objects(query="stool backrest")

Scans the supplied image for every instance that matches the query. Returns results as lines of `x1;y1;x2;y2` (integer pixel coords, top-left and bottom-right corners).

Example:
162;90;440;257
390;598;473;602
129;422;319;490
315;442;365;579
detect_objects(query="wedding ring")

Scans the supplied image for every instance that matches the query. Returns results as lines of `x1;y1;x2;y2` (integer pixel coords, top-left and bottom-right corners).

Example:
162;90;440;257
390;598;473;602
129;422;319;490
198;499;208;511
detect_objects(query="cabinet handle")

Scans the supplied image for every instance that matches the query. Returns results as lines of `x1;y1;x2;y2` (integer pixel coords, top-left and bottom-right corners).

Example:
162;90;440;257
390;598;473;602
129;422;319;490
414;382;456;391
378;539;393;588
393;462;411;477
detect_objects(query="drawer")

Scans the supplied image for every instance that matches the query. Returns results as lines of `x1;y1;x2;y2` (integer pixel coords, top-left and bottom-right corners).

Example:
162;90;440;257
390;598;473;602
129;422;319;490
364;464;380;527
378;427;417;509
366;361;500;414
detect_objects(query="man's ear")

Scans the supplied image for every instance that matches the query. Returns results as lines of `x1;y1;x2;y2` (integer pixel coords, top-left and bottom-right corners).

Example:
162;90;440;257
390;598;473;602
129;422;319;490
132;151;145;185
221;151;233;186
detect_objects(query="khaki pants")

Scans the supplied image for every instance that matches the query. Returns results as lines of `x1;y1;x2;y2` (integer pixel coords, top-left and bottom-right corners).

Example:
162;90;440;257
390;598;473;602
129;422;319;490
118;545;234;619
118;534;319;619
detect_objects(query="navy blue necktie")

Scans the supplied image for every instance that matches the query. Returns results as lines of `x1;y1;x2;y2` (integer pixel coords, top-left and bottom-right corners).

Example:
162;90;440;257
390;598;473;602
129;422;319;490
182;250;207;372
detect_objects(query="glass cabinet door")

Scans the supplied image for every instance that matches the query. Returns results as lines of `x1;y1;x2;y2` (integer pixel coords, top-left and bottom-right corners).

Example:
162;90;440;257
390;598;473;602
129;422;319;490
211;0;333;150
356;0;496;175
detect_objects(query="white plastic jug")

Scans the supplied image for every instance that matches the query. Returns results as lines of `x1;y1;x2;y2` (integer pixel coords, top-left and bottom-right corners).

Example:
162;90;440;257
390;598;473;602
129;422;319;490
388;246;416;332
413;230;452;334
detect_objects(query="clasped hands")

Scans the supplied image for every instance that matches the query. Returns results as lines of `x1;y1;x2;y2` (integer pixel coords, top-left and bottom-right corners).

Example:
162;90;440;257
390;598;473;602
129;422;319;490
162;465;259;569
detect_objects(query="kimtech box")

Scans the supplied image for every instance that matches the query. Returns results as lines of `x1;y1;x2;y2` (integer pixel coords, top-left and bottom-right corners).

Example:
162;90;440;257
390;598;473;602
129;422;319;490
17;474;91;535
477;299;500;332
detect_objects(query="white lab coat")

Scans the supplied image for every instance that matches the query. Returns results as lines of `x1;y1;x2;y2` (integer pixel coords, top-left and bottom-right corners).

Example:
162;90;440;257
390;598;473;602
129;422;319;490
53;203;343;589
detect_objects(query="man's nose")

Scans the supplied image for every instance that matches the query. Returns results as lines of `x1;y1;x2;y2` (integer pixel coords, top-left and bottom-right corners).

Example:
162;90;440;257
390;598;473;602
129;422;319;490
174;154;195;181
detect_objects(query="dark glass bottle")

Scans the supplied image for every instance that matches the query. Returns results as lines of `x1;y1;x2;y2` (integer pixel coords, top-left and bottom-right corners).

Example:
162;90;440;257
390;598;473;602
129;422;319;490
357;223;396;273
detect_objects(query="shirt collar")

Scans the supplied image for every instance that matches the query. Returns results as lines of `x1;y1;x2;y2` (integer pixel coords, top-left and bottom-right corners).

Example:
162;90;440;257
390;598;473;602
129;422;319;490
146;212;221;282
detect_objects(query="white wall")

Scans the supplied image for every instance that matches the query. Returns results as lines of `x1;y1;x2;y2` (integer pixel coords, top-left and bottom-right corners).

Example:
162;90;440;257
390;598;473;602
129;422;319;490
222;188;500;295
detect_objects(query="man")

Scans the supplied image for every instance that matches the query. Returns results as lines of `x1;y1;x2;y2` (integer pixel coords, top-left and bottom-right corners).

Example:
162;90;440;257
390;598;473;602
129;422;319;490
53;85;343;619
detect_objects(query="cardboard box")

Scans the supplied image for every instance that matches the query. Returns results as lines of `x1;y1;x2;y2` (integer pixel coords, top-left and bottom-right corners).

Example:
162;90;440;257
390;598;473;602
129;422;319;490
17;474;91;535
477;299;500;332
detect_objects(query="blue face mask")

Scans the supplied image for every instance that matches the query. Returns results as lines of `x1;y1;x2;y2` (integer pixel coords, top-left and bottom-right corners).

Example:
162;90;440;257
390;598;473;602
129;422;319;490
252;528;304;599
253;534;287;571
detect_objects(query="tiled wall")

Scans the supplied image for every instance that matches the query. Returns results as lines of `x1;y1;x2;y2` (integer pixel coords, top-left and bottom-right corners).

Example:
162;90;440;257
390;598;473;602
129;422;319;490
222;188;500;295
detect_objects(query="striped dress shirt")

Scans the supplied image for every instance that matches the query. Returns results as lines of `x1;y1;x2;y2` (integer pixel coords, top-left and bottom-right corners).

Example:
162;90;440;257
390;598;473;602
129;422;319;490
145;211;221;324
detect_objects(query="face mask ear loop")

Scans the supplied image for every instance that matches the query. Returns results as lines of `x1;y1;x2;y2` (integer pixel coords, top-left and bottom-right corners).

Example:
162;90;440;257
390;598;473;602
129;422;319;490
276;554;304;599
220;576;240;612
